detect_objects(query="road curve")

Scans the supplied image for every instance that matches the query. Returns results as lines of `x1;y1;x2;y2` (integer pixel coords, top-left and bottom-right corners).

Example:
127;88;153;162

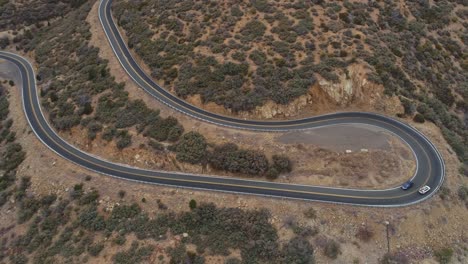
0;0;444;206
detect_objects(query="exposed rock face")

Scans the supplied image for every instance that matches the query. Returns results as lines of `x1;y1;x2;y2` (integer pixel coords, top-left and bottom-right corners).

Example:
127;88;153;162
317;64;378;107
184;63;397;119
253;93;315;119
252;64;386;119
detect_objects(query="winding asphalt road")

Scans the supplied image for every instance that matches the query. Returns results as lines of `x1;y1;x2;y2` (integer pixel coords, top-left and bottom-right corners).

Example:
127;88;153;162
0;0;445;206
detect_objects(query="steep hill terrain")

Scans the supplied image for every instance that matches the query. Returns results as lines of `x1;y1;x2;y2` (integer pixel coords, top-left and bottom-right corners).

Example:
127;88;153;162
0;0;467;263
113;0;467;167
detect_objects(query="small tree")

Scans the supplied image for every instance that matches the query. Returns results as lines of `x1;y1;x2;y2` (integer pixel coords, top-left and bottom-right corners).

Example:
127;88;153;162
189;199;197;210
118;190;126;198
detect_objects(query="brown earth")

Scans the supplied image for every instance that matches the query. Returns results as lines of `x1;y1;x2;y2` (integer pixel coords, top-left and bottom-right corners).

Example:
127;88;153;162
0;77;466;263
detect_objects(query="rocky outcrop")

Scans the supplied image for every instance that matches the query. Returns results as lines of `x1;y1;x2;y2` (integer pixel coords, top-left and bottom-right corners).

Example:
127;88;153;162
316;64;380;106
252;63;387;119
184;63;397;119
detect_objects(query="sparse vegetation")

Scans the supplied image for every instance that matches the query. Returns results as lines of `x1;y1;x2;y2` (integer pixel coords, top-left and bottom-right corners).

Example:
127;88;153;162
113;241;153;264
272;154;293;173
380;252;409;264
11;0;292;179
0;84;26;208
113;0;467;167
433;247;453;264
1;171;317;264
439;186;451;200
323;239;341;259
356;225;374;242
0;0;86;31
1;1;466;264
458;185;468;201
303;207;317;219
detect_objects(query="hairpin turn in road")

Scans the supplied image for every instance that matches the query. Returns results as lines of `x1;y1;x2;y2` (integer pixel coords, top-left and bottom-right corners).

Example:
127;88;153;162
0;0;444;206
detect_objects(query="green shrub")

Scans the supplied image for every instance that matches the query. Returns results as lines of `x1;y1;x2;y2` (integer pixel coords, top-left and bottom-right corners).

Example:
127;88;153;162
18;197;40;224
71;183;83;199
266;167;280;180
1;143;26;171
323;239;341;259
146;117;181;142
240;20;266;41
459;163;468;176
303;207;317;219
433;247;453;264
167;125;184;142
79;190;99;205
249;50;267;65
113;241;153;264
78;205;105;231
413;113;425;123
88;243;104;257
458;186;468;201
272;154;292;173
114;235;126;246
116;130;132;149
439;186;451;200
174;132;207;164
102;126;116;141
380;252;409;264
189;199;197;210
9;254;28;264
280;236;315;264
225;258;242;264
356;225;374;242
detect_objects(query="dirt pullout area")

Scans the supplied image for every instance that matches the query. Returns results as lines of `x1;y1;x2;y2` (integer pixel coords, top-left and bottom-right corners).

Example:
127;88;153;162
82;2;414;189
276;125;415;188
1;71;466;263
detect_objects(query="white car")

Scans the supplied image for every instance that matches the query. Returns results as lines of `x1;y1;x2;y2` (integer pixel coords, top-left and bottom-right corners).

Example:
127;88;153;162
418;185;431;195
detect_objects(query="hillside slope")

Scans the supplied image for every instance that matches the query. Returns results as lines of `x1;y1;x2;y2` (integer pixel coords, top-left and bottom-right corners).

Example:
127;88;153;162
113;0;467;167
